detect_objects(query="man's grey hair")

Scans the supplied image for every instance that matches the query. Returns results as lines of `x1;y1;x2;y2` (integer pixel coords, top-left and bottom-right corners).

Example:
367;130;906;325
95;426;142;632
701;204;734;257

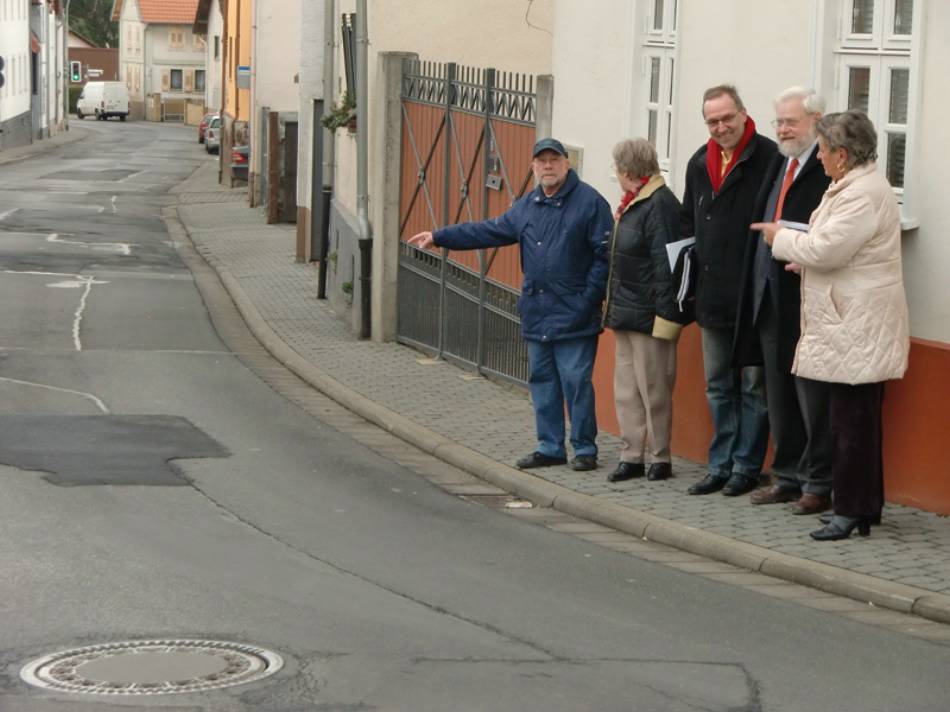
702;84;745;113
816;111;878;168
774;86;826;115
612;138;660;179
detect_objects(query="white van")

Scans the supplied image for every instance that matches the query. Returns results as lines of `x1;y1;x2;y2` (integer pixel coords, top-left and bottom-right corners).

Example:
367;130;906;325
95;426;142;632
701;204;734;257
76;82;130;121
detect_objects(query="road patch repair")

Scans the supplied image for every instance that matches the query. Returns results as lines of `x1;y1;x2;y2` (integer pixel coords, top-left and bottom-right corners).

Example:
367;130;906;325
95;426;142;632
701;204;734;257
0;415;228;485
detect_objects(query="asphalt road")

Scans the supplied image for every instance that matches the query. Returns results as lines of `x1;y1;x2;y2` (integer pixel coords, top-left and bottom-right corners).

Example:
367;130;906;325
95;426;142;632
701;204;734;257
0;120;947;711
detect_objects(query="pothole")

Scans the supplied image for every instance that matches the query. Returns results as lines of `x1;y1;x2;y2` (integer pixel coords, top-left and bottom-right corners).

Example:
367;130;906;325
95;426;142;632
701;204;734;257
20;639;283;695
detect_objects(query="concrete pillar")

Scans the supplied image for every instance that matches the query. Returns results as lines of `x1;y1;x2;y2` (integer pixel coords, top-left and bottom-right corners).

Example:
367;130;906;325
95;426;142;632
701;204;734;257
535;74;554;141
371;51;417;342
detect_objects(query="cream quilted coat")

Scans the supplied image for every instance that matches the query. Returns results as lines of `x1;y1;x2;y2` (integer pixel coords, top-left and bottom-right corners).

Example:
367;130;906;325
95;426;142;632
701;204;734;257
771;163;909;384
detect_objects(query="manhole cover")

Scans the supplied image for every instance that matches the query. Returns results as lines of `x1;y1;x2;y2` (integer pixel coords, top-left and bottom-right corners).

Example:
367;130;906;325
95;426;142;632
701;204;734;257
20;640;283;695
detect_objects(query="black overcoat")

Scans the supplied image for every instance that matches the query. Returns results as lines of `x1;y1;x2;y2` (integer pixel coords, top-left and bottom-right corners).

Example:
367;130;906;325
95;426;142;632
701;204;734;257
732;147;831;369
679;132;778;330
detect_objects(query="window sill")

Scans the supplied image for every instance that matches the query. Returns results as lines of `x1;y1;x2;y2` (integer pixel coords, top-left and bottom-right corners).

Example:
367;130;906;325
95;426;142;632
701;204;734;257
900;215;920;232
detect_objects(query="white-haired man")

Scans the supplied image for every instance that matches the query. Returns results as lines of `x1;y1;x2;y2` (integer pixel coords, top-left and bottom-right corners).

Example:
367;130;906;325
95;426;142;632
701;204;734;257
734;87;833;514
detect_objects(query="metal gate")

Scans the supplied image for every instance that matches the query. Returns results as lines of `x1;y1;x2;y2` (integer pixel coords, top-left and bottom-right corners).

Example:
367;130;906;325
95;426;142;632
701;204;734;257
397;59;537;385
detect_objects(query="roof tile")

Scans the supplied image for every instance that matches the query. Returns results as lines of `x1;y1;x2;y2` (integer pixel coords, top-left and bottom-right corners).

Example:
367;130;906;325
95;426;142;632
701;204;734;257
138;0;201;25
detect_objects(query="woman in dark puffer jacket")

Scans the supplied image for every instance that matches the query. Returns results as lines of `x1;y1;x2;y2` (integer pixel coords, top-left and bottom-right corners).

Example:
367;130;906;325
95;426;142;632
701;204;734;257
603;138;685;483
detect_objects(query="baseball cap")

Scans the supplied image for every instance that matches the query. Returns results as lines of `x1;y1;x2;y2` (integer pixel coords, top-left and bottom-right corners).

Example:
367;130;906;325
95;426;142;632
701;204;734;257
532;138;568;158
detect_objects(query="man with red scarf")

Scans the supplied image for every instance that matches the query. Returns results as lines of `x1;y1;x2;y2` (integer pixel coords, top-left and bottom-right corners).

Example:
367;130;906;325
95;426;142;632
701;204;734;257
680;85;778;497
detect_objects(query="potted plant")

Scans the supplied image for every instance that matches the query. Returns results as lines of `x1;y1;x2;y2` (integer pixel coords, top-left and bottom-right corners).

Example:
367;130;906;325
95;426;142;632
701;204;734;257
321;92;357;134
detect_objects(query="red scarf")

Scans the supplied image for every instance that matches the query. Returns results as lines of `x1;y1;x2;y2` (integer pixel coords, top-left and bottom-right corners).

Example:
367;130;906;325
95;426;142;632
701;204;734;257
705;116;757;193
614;176;650;219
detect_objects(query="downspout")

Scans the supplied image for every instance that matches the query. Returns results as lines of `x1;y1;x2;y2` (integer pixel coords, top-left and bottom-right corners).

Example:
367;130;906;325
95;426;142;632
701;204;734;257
316;0;335;298
64;0;71;130
356;0;371;339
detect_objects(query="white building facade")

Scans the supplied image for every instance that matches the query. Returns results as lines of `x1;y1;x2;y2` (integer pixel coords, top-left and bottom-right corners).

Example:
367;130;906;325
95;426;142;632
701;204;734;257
0;0;33;149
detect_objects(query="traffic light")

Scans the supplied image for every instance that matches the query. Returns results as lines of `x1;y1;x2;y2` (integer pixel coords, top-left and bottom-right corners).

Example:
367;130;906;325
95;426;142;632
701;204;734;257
70;61;81;83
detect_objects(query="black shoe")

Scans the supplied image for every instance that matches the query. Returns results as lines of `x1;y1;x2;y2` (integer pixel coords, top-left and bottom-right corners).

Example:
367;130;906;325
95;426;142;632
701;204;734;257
722;473;759;497
688;474;728;495
607;462;644;482
810;517;871;541
819;512;881;525
647;462;672;481
571;455;598;471
515;451;567;469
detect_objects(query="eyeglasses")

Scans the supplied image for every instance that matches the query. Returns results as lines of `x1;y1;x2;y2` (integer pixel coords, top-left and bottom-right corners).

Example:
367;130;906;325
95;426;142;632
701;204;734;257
704;113;739;128
771;118;803;128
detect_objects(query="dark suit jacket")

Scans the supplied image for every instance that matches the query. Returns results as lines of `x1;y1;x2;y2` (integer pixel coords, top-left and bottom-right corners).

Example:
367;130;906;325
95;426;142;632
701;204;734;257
733;146;831;370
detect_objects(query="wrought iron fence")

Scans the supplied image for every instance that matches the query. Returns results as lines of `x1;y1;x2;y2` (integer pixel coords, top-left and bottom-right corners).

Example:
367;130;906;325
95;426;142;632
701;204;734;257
397;59;536;385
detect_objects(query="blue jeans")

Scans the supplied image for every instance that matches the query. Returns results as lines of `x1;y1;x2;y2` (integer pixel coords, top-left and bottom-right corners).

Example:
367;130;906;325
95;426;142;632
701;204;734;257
526;336;599;458
701;327;768;479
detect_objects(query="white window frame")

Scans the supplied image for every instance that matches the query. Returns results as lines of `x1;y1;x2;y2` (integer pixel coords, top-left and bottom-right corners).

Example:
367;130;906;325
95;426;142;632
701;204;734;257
639;0;679;178
832;0;923;227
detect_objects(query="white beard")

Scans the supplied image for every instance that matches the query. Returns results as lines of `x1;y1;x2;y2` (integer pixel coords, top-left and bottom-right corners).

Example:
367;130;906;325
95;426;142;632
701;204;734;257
778;133;816;158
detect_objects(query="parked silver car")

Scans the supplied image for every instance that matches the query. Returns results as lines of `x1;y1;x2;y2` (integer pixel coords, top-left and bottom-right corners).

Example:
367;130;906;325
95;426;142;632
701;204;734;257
205;116;222;154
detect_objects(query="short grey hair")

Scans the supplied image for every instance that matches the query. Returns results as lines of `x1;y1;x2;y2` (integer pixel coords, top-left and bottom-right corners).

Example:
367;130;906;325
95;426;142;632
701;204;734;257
816;111;878;169
774;86;826;115
612;138;660;179
702;84;745;113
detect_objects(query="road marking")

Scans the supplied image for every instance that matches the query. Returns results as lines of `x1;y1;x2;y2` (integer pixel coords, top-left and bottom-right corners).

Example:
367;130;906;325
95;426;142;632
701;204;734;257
0;208;19;221
1;269;109;351
72;277;95;351
0;377;110;413
111;195;119;213
47;232;132;256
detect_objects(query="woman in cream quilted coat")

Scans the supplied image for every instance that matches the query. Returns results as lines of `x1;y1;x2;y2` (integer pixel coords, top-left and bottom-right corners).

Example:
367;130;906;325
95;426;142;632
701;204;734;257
754;110;909;541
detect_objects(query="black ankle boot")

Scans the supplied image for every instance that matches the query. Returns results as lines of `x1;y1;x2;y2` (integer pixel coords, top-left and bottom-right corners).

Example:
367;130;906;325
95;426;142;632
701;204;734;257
810;516;872;541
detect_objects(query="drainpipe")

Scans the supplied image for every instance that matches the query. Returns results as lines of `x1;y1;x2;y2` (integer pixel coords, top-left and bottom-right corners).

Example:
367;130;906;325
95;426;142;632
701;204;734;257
355;0;371;339
64;0;71;130
317;0;335;299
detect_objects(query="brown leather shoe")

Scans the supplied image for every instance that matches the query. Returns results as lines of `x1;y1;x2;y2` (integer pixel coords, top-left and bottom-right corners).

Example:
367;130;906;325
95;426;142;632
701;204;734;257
749;484;800;505
791;493;832;515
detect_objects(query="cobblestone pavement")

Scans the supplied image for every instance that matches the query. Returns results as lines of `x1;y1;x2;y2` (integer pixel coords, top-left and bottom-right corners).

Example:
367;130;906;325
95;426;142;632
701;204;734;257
174;163;950;598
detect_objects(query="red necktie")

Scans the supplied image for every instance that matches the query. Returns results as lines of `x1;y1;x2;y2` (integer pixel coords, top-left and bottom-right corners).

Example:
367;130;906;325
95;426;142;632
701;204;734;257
773;158;799;221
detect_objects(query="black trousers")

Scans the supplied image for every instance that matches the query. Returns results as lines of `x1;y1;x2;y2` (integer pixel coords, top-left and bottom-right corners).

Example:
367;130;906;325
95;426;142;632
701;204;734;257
757;296;832;495
829;381;885;519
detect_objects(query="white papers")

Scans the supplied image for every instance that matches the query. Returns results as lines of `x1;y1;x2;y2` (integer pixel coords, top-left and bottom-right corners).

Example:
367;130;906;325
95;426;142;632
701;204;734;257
778;220;809;232
676;252;694;311
666;236;695;271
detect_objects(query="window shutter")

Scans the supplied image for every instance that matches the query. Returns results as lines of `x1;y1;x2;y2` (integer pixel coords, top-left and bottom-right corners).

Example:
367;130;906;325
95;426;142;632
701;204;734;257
161;70;170;92
185;69;194;92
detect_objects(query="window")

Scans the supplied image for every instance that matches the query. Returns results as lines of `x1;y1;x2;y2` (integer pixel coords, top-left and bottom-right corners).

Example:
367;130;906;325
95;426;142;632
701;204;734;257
835;0;918;204
194;34;206;50
170;68;183;91
195;69;206;93
640;0;679;175
169;30;185;49
214;35;220;60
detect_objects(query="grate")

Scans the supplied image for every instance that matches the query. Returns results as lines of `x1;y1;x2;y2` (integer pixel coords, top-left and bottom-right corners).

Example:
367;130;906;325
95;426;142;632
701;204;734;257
20;639;283;695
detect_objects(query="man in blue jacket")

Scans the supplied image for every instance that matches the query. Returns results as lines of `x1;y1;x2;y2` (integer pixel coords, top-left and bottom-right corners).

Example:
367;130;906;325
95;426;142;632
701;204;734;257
408;138;613;471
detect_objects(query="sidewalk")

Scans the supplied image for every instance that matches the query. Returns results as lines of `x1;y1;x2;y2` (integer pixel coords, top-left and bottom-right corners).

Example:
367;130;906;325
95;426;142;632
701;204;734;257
0;125;90;167
171;161;950;625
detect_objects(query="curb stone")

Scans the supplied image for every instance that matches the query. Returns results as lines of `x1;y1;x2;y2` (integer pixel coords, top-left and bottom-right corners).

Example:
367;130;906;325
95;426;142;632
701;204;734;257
169;203;950;628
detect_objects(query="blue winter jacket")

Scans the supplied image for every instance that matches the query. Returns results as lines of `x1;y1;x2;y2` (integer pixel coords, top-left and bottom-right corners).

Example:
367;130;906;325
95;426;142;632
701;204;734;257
433;170;613;342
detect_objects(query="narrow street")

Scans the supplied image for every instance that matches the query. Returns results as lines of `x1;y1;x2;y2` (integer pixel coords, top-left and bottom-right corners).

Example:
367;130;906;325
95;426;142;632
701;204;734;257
0;122;947;711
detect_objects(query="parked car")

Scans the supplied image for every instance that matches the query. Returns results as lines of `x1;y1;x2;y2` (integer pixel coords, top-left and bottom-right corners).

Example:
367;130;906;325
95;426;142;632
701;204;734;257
76;81;130;121
205;116;222;154
198;113;217;144
231;145;250;183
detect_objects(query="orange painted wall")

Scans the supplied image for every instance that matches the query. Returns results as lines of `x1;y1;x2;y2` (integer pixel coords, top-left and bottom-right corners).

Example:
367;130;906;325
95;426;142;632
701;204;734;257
625;331;950;514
